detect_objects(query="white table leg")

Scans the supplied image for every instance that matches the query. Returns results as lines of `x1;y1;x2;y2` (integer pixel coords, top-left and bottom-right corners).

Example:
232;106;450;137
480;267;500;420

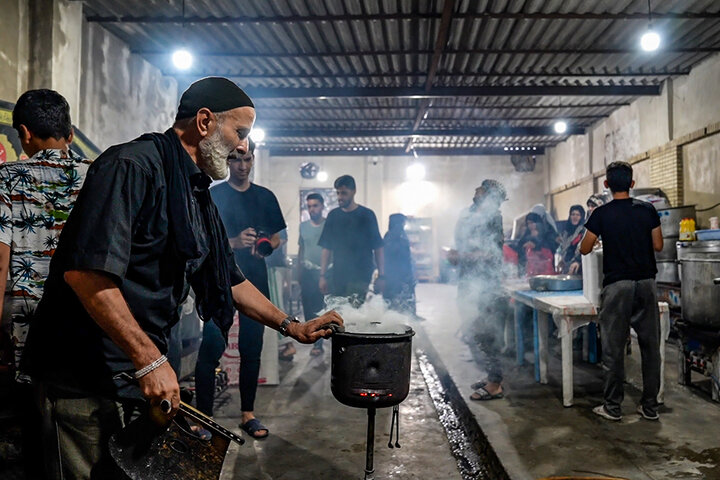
537;311;550;384
658;303;670;404
560;316;574;407
712;348;720;403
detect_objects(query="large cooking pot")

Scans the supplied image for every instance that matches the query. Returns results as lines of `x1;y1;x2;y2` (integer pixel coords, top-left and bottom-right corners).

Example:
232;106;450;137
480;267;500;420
331;325;414;409
677;241;720;328
657;205;696;237
529;274;583;291
656;236;679;261
656;260;679;284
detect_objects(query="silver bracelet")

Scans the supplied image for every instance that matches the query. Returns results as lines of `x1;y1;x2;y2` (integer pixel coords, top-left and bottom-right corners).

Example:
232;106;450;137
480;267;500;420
134;355;168;379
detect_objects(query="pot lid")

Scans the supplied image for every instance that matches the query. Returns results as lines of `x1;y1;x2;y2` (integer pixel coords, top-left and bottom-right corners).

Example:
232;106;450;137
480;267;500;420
341;322;413;336
677;240;720;256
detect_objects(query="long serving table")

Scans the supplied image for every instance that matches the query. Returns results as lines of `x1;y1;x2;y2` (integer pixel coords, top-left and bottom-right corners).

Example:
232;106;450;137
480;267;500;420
506;285;670;407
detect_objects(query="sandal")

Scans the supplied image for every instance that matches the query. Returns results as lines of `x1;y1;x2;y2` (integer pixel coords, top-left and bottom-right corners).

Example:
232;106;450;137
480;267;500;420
190;425;212;441
470;386;504;401
310;346;324;357
470;380;488;390
279;344;295;362
240;418;269;439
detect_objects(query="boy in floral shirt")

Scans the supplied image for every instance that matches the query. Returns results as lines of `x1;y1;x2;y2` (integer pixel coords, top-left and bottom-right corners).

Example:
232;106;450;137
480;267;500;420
0;89;90;476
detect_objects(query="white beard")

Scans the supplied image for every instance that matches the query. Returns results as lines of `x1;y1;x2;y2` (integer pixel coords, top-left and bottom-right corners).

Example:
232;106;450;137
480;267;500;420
198;129;233;180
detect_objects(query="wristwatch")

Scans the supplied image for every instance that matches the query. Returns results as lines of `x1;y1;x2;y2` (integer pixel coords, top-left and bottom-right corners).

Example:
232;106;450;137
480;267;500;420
278;315;300;337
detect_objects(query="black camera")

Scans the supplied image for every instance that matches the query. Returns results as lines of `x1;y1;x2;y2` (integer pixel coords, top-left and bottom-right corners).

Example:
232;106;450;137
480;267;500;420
254;229;273;257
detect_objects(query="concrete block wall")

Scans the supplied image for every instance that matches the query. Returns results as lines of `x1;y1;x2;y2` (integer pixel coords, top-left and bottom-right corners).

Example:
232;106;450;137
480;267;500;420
546;53;720;225
649;145;683;206
257;153;548;276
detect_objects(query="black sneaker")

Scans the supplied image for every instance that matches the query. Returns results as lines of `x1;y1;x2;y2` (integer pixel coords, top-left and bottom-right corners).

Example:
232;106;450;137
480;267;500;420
592;404;621;421
636;405;659;421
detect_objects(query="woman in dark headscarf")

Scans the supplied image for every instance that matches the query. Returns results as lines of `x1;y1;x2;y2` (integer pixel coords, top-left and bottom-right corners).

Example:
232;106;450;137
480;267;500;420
557;204;586;274
512;211;559;276
382;213;417;316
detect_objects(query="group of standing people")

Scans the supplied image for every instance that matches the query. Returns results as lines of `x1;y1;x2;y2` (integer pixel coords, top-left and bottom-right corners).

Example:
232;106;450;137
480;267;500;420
1;77;423;480
509;196;606;277
451;167;663;426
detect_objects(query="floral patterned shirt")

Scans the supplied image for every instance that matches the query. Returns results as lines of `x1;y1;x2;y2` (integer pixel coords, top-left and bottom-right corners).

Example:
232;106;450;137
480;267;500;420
0;148;91;382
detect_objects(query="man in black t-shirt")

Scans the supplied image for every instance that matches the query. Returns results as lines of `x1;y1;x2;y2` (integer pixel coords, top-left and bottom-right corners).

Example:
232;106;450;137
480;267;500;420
195;139;286;439
581;161;663;422
318;175;384;306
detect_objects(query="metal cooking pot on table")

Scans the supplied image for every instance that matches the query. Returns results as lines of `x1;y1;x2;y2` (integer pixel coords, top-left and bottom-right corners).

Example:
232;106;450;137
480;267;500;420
529;274;583;292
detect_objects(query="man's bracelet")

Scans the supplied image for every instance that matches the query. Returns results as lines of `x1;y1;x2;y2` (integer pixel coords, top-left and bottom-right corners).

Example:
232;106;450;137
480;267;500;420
134;355;168;379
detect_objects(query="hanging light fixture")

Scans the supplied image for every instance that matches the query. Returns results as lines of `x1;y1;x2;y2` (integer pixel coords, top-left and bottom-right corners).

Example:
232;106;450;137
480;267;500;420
172;49;193;70
172;0;193;70
640;0;661;52
553;120;568;134
250;128;266;143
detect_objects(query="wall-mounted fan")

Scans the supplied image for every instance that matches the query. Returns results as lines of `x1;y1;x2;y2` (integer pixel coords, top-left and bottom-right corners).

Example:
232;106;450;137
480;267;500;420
300;162;320;179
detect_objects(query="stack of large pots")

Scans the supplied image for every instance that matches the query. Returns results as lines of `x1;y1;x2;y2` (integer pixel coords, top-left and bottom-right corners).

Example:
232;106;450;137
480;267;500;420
677;241;720;329
656;205;696;284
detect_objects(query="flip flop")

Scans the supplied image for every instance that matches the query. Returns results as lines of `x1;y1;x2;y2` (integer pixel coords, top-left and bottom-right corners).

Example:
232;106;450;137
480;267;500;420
240;418;269;439
470;380;488;390
470;386;504;401
190;425;212;441
279;345;295;362
310;346;324;357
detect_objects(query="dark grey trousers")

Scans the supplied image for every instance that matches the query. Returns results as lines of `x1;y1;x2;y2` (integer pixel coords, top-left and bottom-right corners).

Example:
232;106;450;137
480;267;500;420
598;279;661;416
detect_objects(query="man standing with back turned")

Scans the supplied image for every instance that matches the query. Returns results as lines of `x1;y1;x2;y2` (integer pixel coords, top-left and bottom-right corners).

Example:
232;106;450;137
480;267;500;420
581;161;663;422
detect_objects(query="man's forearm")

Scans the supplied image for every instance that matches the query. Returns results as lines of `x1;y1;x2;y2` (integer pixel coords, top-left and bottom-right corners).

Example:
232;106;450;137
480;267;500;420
231;280;287;330
374;247;384;276
270;232;283;250
64;270;162;370
320;249;331;275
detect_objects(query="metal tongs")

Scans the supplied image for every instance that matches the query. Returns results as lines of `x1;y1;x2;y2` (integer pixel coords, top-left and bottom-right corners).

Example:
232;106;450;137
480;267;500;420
115;372;244;446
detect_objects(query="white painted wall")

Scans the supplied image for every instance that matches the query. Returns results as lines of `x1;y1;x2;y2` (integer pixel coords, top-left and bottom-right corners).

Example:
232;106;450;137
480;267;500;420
78;19;178;149
0;0;178;151
0;0;29;102
255;153;547;275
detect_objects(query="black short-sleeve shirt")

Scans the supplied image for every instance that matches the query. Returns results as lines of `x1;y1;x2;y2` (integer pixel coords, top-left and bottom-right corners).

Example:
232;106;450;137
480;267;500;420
318;205;383;285
23;139;244;398
210;182;286;295
584;198;661;287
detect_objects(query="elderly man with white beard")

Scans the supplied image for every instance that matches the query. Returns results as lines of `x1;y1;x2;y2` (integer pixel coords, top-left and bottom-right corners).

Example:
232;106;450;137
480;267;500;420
21;77;343;479
448;179;508;401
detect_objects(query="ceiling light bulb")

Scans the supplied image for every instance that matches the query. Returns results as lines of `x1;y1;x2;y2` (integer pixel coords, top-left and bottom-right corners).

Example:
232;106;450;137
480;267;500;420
317;171;328;182
172;49;193;70
640;29;661;52
554;120;568;134
250;128;265;143
406;162;426;182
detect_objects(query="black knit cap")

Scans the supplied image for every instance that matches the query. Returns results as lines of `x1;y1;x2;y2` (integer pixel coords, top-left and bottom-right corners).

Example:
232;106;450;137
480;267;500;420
175;77;254;121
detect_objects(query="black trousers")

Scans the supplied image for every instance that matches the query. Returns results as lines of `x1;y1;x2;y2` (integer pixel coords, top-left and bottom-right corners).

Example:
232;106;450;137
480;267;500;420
598;279;661;417
195;313;265;416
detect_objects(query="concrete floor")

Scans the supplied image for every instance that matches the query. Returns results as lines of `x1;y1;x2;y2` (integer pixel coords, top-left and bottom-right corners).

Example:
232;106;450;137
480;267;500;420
4;283;718;479
212;340;461;480
417;283;720;480
207;282;720;479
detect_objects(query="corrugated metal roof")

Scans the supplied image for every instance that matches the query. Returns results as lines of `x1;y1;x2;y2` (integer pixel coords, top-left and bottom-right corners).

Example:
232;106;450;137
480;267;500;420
78;0;720;154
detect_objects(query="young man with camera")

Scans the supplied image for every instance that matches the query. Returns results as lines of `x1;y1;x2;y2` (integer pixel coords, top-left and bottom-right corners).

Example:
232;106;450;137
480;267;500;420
194;138;285;439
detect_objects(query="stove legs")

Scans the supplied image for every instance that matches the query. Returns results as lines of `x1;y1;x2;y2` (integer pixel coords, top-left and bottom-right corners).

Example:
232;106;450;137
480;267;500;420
365;407;375;480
